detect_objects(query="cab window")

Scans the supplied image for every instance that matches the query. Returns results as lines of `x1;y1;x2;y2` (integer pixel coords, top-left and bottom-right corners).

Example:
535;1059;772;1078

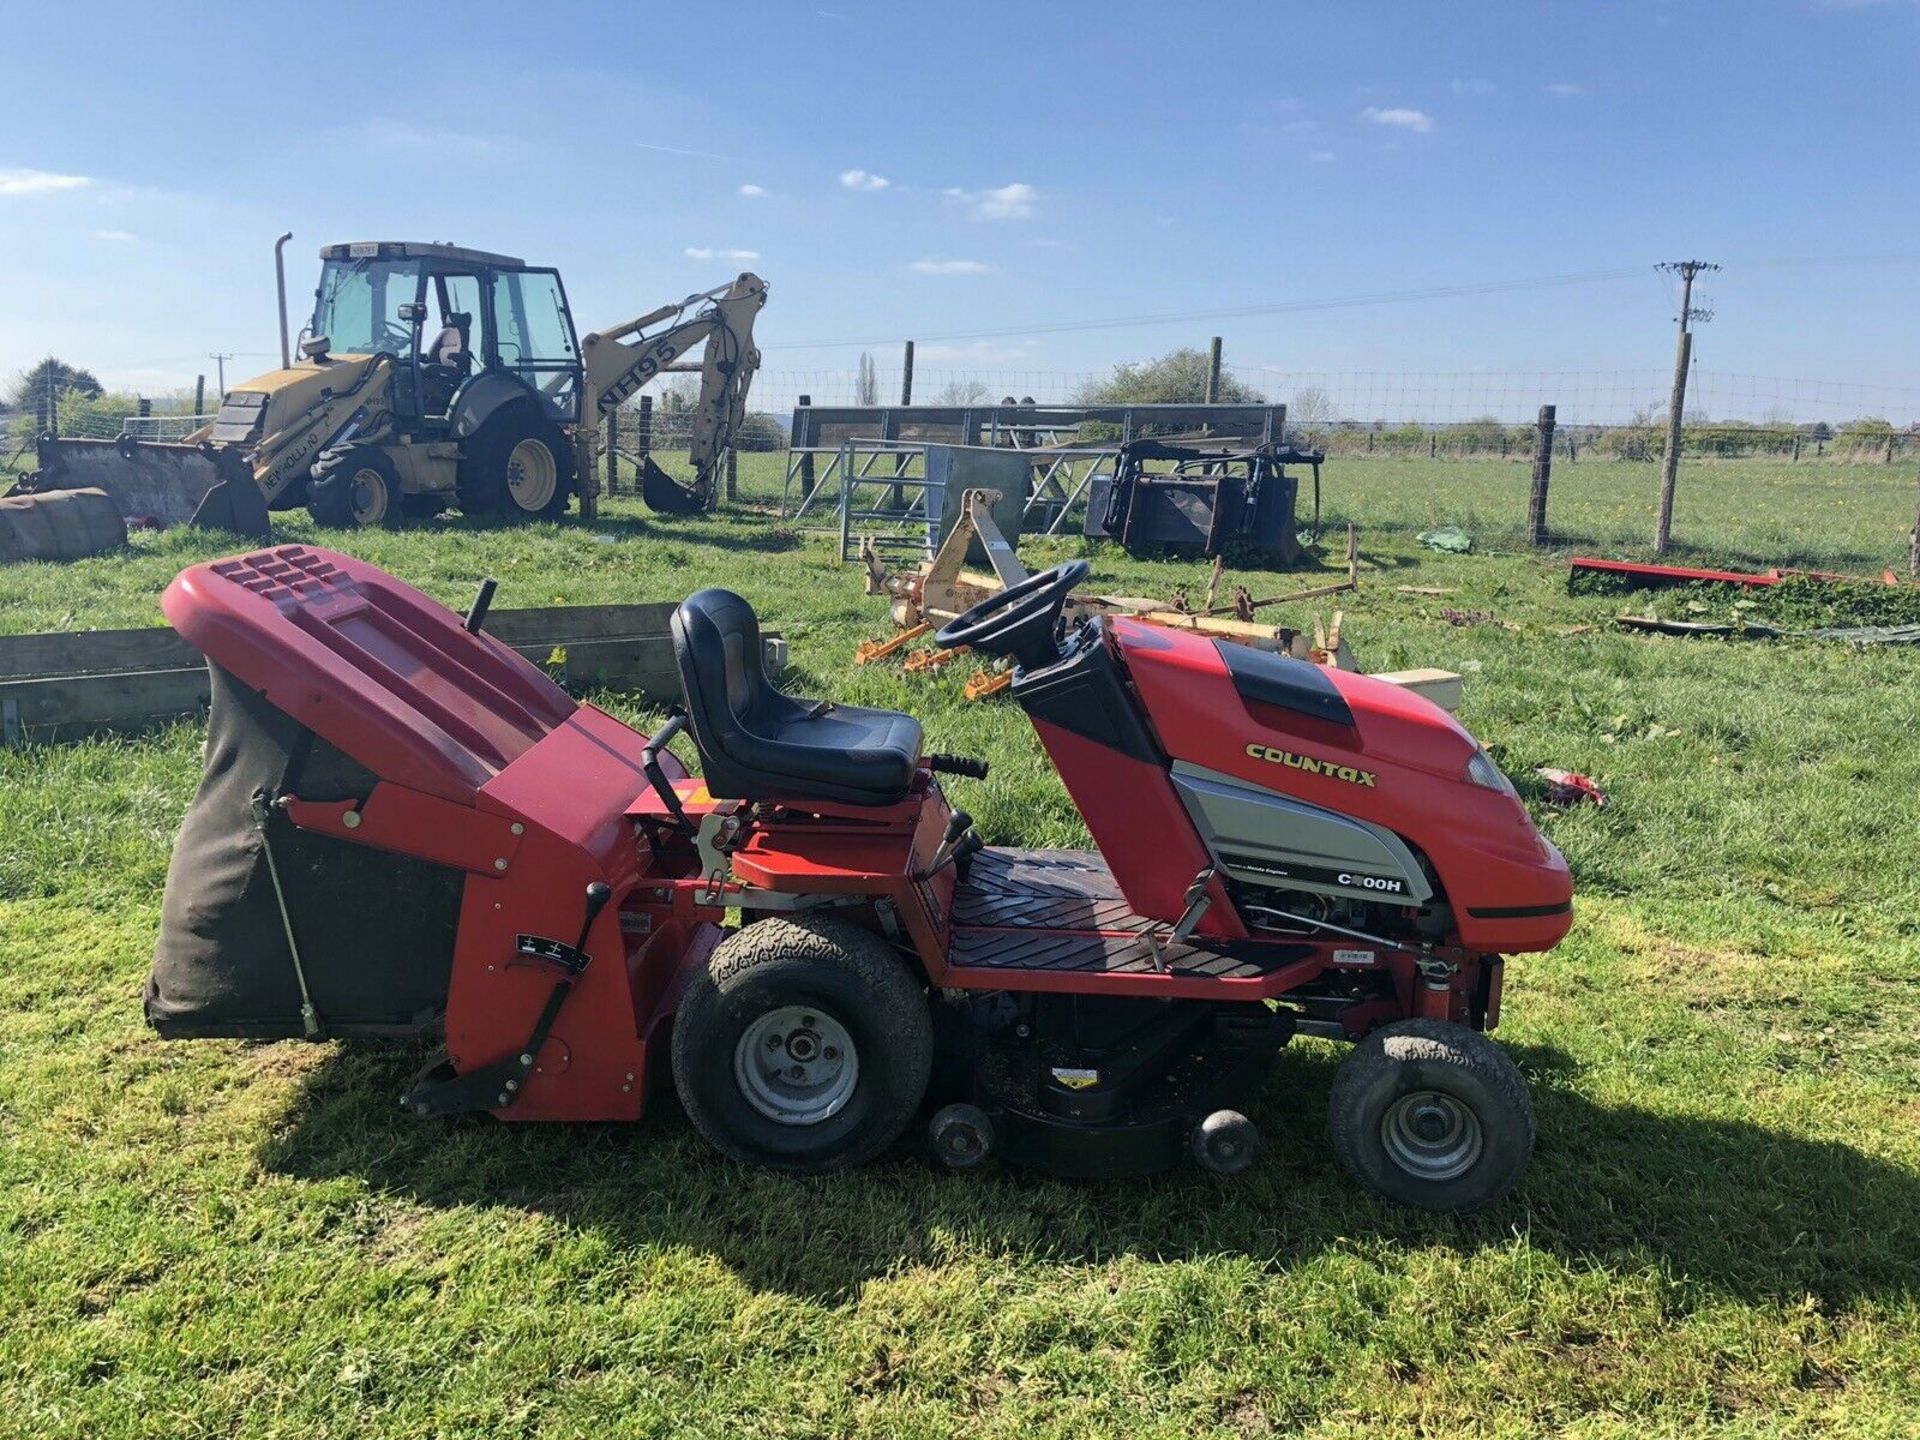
311;258;424;356
492;268;581;421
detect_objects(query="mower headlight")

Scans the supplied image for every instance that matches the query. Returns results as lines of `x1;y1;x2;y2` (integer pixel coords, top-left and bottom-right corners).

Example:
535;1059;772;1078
1465;747;1514;795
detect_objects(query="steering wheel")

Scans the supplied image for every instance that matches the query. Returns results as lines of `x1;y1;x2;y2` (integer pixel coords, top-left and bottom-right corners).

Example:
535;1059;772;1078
936;559;1090;672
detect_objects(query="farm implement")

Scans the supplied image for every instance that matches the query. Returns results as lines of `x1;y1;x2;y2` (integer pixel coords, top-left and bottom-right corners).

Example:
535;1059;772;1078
148;544;1571;1208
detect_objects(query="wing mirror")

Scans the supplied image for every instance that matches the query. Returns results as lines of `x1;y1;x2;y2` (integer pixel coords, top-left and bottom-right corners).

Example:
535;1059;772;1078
398;302;426;323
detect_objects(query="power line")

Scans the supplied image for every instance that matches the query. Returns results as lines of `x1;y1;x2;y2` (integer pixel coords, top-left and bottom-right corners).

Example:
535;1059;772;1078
759;266;1655;351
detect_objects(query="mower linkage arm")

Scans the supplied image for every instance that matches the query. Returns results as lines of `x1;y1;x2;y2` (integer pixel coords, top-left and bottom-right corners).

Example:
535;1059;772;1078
402;882;613;1117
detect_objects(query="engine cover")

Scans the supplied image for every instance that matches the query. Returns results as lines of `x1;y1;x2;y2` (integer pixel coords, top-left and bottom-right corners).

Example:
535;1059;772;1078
1169;761;1432;906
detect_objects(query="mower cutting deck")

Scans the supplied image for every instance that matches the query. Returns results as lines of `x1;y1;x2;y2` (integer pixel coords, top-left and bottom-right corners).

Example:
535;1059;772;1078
148;545;1572;1211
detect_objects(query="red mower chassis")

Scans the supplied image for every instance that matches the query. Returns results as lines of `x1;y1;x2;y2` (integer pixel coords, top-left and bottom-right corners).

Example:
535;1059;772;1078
149;546;1573;1209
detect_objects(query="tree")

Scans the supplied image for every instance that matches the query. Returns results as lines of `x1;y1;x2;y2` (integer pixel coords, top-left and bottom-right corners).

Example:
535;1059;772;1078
732;411;787;452
1289;386;1338;425
934;377;993;405
12;357;103;431
855;351;879;406
1072;348;1264;406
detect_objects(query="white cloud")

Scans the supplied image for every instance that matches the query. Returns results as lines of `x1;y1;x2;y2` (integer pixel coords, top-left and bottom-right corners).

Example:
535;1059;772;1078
361;119;515;160
93;229;137;242
976;182;1036;220
1360;106;1435;133
0;167;89;196
1450;78;1495;96
685;246;761;261
910;258;990;275
840;168;891;191
1545;82;1586;97
946;181;1037;221
737;183;767;198
1309;151;1335;164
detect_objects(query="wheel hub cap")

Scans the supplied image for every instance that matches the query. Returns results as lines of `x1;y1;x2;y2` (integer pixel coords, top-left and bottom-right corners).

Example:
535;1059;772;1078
507;438;557;511
734;1006;858;1126
350;468;387;524
1381;1090;1483;1181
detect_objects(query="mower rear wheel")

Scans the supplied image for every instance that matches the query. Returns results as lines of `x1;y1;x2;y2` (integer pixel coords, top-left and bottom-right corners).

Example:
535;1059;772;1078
1328;1019;1534;1213
671;915;932;1173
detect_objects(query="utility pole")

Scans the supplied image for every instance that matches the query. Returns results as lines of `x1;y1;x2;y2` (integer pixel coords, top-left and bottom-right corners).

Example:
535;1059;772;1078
1653;260;1717;555
1203;336;1223;404
208;352;234;397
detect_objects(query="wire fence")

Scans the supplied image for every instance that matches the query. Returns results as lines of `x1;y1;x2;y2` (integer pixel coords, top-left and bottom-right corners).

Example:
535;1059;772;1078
735;364;1920;431
9;358;1916;481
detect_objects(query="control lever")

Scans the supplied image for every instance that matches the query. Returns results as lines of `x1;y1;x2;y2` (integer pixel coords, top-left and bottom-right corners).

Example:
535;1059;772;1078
640;709;693;834
463;576;498;634
927;753;990;780
921;807;984;879
921;810;971;877
925;831;984;880
514;879;613;975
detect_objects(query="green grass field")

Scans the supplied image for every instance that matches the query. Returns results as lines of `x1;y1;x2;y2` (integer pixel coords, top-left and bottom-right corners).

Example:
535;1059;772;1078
2;454;1918;1436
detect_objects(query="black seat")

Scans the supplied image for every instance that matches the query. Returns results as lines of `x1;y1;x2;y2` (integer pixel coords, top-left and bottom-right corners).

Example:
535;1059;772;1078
670;588;923;807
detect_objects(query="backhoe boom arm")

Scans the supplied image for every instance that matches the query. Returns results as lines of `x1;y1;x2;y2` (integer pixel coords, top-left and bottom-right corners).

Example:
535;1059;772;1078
579;272;767;510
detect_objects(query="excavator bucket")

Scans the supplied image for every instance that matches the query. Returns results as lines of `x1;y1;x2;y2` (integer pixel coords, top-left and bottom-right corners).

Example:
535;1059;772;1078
639;455;709;515
21;436;270;542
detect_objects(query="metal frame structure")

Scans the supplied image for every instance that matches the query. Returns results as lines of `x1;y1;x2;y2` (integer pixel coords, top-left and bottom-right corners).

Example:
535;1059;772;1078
783;402;1288;557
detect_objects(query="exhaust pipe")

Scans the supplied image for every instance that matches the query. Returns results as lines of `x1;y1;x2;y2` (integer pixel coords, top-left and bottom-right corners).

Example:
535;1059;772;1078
274;231;294;370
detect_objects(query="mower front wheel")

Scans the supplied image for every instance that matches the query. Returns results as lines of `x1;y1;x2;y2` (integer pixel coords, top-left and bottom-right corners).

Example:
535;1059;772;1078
671;915;932;1173
1328;1019;1535;1213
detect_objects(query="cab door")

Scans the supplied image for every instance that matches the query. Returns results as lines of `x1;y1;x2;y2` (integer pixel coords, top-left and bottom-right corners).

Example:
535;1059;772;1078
489;267;584;423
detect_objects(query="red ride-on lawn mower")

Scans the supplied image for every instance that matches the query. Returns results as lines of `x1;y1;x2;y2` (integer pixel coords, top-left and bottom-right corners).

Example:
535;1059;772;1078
148;547;1572;1211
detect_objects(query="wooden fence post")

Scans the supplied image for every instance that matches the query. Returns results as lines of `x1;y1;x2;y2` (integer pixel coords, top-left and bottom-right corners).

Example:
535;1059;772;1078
604;408;619;496
1910;474;1919;578
193;375;205;417
1526;404;1557;547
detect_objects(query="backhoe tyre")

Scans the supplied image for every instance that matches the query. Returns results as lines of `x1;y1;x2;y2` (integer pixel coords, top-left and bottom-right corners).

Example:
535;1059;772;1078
455;405;574;522
671;915;932;1174
1329;1019;1535;1214
306;449;402;530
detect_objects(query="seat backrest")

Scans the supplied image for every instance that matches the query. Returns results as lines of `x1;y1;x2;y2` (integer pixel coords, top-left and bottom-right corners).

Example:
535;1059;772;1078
671;587;772;744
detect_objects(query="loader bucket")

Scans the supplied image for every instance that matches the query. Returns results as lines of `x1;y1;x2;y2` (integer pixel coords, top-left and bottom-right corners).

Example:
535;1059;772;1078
25;436;271;542
639;455;710;515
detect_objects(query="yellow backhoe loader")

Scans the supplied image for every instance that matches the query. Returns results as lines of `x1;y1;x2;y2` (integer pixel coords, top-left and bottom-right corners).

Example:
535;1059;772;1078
16;240;767;534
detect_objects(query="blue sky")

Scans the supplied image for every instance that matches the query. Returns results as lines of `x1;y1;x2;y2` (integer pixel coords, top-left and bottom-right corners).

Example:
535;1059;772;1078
2;0;1915;421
